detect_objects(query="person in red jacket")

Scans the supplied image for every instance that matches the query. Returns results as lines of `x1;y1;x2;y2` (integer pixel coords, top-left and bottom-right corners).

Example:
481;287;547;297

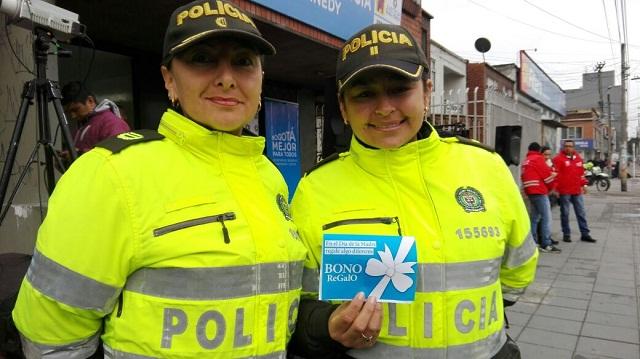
61;81;131;154
552;140;596;243
522;142;560;252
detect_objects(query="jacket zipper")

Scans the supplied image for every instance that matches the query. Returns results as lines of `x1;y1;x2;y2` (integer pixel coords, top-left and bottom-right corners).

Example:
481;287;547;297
153;212;236;244
322;216;403;236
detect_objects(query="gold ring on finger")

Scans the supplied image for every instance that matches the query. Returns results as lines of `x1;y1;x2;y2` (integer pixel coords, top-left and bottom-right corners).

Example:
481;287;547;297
361;332;374;343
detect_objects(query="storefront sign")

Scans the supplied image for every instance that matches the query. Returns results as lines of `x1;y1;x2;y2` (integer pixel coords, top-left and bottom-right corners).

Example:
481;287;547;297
519;50;566;116
573;139;593;150
253;0;402;39
265;99;301;199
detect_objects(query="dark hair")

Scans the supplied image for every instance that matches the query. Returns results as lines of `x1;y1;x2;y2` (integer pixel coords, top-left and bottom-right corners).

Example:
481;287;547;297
528;142;541;151
540;146;551;153
61;81;96;106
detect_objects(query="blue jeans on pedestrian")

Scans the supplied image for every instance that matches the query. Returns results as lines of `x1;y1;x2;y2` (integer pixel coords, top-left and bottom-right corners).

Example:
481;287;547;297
528;194;552;248
559;194;590;237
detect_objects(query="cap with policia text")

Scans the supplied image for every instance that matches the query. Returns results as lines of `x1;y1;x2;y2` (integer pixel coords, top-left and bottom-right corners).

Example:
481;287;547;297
162;0;276;64
336;23;429;94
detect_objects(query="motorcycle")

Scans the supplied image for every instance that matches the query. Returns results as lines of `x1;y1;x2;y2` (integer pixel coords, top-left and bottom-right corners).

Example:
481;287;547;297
584;163;611;191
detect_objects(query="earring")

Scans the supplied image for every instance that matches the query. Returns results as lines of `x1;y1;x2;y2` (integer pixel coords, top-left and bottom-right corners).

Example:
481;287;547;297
168;92;179;108
257;100;262;112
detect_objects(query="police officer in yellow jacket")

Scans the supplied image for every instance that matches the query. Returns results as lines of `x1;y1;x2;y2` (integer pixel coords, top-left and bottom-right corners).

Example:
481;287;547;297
12;1;307;357
289;24;537;358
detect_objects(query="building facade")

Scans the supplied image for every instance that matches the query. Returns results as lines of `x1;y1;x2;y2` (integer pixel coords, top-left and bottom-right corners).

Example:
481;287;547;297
562;109;610;161
565;70;622;155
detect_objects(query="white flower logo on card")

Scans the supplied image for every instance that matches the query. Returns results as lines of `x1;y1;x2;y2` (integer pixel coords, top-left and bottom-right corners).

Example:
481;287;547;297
365;236;416;298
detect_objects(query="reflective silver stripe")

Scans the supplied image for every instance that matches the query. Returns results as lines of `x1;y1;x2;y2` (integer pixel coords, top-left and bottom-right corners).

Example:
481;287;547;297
304;260;499;295
21;332;100;359
125;261;303;300
104;345;285;358
502;284;526;302
416;258;501;292
27;249;120;312
503;232;537;268
302;267;319;293
348;327;506;358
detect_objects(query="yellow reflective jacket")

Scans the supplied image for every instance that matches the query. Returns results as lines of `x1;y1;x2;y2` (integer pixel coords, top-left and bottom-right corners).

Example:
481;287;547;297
292;129;537;358
13;110;307;358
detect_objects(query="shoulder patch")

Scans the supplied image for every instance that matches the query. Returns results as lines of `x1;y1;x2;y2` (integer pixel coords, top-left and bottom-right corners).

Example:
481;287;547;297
447;136;495;153
95;130;164;154
305;152;341;175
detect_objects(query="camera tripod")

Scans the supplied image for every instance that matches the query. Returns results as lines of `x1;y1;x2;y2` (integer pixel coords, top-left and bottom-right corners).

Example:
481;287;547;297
0;27;78;225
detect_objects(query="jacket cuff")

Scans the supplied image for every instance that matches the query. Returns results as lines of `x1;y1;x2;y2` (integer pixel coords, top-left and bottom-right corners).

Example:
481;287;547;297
290;299;349;358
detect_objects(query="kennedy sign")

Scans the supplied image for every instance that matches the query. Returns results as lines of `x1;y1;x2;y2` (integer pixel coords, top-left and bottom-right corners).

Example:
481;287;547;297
253;0;402;39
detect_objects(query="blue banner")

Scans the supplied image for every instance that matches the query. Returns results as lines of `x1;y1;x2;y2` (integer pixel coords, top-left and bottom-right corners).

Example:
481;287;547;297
253;0;377;39
573;139;593;150
320;233;417;303
265;99;301;199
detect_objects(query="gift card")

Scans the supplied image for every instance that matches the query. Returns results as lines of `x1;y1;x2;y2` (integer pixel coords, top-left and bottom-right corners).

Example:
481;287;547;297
320;233;417;303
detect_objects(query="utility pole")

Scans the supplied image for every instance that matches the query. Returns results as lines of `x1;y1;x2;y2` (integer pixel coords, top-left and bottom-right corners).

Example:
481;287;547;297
595;62;605;117
620;43;628;191
607;93;613;175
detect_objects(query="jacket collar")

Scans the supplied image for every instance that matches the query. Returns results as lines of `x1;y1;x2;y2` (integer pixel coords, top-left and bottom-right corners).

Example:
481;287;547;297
157;109;265;160
349;122;441;177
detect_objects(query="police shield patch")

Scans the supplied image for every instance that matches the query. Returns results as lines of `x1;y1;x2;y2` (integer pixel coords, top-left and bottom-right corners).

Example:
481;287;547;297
455;187;486;213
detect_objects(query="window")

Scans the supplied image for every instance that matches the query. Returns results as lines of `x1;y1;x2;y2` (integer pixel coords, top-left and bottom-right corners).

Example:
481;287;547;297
563;126;583;139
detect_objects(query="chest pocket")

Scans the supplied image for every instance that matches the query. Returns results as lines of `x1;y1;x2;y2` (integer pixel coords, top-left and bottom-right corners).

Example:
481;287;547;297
322;206;402;237
154;212;236;243
146;197;254;266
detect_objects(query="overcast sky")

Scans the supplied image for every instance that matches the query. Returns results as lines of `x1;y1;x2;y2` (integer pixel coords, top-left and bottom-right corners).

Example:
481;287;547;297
423;0;640;136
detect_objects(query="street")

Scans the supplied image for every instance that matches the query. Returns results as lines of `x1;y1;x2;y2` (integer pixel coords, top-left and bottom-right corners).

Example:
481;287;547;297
507;178;640;358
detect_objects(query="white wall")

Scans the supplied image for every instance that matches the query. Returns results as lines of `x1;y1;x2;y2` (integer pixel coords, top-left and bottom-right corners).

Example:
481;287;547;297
430;41;467;114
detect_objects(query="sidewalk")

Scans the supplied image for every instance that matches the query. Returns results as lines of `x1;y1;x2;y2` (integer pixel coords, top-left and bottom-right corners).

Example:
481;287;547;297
506;178;640;358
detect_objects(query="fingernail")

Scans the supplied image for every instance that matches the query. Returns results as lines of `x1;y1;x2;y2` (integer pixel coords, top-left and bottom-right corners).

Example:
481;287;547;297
367;295;377;304
356;292;365;300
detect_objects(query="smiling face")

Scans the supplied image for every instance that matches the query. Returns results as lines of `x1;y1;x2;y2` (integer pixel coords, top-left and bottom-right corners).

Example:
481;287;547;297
339;69;432;149
160;38;263;135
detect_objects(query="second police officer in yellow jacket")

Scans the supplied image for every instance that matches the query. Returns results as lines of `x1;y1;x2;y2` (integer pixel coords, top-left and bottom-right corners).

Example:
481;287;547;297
12;1;307;358
289;24;537;358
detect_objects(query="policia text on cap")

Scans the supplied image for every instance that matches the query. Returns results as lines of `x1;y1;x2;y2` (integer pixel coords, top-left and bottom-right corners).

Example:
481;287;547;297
11;1;307;357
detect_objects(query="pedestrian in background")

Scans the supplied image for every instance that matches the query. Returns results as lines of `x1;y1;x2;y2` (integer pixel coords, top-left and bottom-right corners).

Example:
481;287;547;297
12;1;307;357
522;142;560;252
61;81;130;154
540;145;559;207
289;23;536;359
553;139;596;243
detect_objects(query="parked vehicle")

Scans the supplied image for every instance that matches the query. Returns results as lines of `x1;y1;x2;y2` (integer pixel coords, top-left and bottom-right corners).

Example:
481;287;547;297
584;162;611;191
